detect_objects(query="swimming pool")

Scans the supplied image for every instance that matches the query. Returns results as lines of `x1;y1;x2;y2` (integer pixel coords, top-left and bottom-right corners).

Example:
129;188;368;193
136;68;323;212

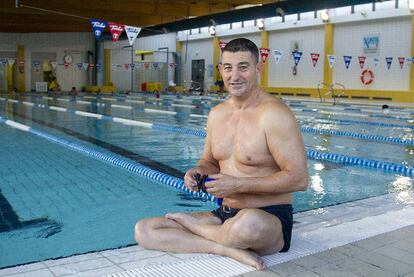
0;93;413;269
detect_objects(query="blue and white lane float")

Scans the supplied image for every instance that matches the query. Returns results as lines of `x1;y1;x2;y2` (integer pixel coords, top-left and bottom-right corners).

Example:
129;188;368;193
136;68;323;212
0;115;217;203
1;97;413;147
0;108;413;179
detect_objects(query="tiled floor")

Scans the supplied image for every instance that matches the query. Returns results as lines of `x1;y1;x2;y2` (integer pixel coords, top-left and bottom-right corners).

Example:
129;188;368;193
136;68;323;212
1;192;413;277
242;225;414;277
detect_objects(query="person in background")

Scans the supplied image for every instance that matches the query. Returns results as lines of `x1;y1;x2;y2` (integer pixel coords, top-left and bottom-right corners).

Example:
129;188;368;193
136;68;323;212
48;77;60;92
134;38;308;270
215;63;225;94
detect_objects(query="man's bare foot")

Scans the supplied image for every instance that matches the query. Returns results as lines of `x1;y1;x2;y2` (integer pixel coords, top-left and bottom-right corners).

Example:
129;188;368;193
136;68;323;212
166;213;265;270
165;213;201;231
221;246;265;270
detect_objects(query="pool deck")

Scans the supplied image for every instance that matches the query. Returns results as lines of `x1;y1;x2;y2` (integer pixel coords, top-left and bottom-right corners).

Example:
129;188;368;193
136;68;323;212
0;192;413;277
0;95;413;276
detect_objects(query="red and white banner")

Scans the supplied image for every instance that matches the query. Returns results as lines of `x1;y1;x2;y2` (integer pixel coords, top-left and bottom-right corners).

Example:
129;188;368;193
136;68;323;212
358;56;366;69
219;41;227;53
398;57;405;69
259;48;270;63
108;22;125;42
310;53;320;67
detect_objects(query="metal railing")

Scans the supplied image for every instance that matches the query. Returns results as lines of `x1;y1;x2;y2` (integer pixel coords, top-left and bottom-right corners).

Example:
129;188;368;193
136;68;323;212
183;80;201;95
317;81;346;105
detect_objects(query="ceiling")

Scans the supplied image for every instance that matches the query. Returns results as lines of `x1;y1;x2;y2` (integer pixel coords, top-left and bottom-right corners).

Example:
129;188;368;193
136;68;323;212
1;0;377;37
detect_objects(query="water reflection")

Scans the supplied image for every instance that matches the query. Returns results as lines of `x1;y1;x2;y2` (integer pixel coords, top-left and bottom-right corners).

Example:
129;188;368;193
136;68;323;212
392;175;414;205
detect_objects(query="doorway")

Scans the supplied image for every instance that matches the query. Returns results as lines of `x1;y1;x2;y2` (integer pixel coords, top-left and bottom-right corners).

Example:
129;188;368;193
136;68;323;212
191;59;204;92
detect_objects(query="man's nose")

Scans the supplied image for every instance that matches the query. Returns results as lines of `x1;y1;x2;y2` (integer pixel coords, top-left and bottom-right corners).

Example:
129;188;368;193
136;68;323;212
229;69;241;80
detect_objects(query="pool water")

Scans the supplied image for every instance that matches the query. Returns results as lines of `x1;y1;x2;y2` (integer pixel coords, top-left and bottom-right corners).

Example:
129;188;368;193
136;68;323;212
0;93;413;268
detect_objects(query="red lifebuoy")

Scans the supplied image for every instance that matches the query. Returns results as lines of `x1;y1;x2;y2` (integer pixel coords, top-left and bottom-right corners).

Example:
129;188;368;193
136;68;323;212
360;69;374;85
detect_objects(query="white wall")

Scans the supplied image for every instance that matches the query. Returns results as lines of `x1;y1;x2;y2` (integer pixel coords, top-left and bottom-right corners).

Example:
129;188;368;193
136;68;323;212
0;32;94;91
333;17;411;90
268;26;325;88
106;33;177;91
181;38;214;90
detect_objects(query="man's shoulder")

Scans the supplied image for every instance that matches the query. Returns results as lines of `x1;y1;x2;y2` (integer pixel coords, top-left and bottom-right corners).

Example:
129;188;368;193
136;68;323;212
260;94;290;113
209;100;230;116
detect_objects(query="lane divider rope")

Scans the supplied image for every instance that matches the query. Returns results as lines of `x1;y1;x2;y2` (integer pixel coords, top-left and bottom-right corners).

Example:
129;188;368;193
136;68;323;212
0;115;217;203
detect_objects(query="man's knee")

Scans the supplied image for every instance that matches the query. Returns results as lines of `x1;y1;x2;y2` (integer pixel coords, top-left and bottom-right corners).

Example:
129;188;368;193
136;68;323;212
226;209;270;246
134;218;153;246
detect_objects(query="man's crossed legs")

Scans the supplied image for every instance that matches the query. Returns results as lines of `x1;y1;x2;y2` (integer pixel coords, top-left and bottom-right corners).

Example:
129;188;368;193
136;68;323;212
135;207;288;270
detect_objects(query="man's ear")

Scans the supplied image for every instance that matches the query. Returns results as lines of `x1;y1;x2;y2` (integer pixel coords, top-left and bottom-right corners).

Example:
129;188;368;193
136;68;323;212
256;61;263;75
218;63;223;75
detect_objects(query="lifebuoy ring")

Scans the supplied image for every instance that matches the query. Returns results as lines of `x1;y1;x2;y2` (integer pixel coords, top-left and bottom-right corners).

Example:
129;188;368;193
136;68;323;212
360;69;374;85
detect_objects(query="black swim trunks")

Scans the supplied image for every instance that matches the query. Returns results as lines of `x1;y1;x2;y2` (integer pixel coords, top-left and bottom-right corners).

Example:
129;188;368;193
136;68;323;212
211;204;293;252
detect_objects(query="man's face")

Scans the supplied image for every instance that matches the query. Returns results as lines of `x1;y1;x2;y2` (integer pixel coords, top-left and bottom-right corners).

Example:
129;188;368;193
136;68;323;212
219;51;261;97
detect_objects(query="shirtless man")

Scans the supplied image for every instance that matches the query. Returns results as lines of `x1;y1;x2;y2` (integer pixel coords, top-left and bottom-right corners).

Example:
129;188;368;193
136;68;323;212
135;38;308;270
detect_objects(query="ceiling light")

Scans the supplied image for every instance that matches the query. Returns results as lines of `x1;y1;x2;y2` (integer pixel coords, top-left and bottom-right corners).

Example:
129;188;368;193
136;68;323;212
209;25;216;36
319;9;329;23
257;18;264;30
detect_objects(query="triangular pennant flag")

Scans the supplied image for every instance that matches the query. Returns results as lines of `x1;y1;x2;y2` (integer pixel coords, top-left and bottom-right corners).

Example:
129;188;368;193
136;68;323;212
108;22;125;42
124;63;130;70
343;55;352;69
89;64;95;70
76;63;83;70
95;63;101;70
406;57;412;66
398;57;405;69
83;63;89;70
64;63;70;69
159;63;164;70
292;51;303;66
153;63;159;70
7;59;15;66
135;63;141;70
327;55;336;69
385;57;393;70
89;19;107;40
358;56;366;69
219;41;227;53
144;63;150;69
273;50;283;64
124;25;141;45
259;48;270;63
0;59;7;66
169;63;176;68
310;53;320;67
130;63;135;70
51;61;58;69
372;57;380;68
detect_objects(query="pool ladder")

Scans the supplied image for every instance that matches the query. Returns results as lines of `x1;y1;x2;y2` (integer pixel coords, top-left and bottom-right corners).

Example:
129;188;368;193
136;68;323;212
183;80;202;95
317;81;346;105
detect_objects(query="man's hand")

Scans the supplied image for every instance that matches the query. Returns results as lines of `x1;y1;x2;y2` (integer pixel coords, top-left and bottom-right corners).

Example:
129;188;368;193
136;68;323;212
204;174;242;198
184;167;202;192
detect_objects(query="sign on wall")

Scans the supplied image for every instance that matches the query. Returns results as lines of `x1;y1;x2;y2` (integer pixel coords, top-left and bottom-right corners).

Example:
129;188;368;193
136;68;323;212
363;34;379;54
